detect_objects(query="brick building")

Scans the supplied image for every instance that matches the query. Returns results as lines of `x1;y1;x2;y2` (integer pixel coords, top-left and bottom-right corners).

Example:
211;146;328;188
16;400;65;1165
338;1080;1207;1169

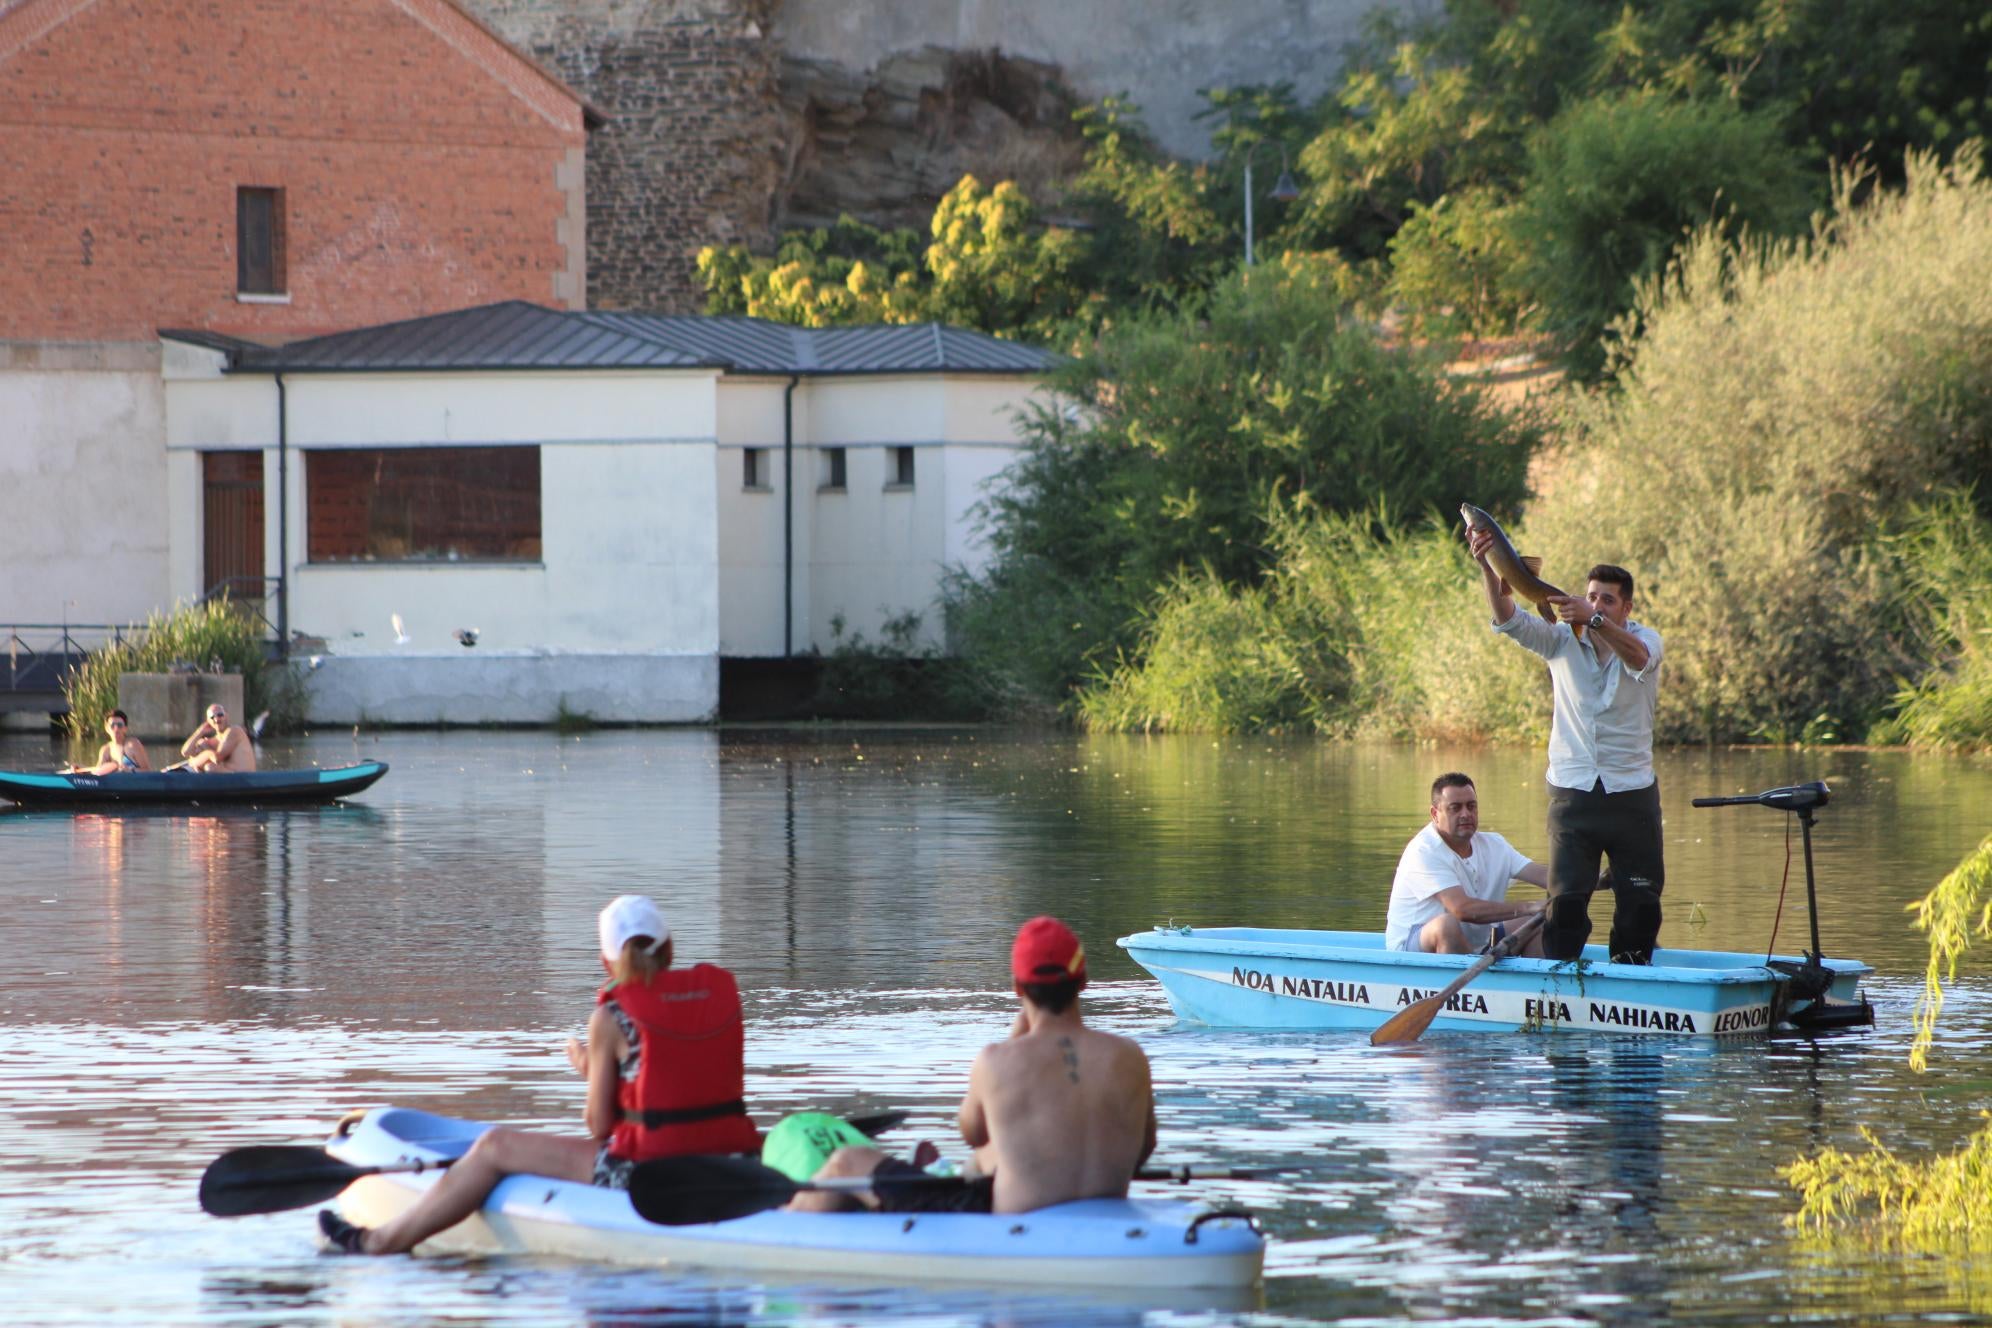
0;0;597;651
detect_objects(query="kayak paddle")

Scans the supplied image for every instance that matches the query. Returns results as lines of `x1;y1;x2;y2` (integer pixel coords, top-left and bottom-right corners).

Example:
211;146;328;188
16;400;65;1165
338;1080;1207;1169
198;1110;910;1218
628;1153;1283;1227
1369;911;1547;1046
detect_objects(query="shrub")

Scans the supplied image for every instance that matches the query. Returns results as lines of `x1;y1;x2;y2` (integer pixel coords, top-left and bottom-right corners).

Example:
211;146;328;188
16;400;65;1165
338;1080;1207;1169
63;599;301;750
1874;495;1992;750
1526;147;1992;743
1387;186;1530;337
1511;88;1815;375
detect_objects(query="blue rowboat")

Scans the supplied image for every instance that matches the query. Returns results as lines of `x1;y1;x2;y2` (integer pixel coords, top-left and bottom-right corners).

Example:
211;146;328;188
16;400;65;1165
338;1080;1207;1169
0;762;388;806
324;1107;1265;1293
1118;927;1873;1038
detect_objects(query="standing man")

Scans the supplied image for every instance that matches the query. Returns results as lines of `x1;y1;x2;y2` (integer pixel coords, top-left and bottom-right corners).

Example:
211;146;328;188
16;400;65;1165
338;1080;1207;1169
1385;773;1547;955
1468;527;1664;962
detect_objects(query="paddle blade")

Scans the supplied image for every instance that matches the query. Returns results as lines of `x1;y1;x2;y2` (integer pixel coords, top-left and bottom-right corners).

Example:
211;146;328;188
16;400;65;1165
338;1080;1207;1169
628;1154;802;1227
845;1109;908;1138
1368;995;1443;1047
199;1146;367;1217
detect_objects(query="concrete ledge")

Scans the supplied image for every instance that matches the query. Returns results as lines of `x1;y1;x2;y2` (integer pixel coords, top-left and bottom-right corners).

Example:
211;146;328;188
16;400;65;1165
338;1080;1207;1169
302;652;718;725
117;673;244;739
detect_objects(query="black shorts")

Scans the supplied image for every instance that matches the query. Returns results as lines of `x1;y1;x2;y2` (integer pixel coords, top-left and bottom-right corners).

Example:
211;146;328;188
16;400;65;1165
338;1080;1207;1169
870;1158;995;1214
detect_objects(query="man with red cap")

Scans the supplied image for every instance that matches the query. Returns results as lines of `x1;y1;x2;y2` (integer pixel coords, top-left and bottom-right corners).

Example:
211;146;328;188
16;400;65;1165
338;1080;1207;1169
790;916;1157;1215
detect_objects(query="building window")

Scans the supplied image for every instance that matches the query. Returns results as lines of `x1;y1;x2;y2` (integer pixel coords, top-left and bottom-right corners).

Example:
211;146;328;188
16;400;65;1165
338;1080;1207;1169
236;186;286;295
820;446;847;491
887;445;916;489
743;448;770;491
306;447;541;563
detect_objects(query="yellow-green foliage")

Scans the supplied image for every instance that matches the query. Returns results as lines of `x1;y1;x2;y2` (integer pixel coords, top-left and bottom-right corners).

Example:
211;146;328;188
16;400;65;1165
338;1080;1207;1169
1782;837;1992;1243
1527;147;1992;743
63;599;294;750
1878;495;1992;751
1907;835;1992;1074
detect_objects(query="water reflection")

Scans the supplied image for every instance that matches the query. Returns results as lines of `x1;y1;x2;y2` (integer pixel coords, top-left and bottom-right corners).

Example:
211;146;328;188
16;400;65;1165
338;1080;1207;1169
3;728;1992;1326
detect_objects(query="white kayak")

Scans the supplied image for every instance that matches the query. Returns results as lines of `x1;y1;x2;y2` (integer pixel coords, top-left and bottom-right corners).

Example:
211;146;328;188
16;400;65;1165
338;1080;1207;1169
325;1107;1266;1292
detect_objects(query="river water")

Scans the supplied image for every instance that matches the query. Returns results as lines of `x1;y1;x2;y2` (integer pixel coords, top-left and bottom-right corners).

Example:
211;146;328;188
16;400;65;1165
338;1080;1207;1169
2;727;1989;1326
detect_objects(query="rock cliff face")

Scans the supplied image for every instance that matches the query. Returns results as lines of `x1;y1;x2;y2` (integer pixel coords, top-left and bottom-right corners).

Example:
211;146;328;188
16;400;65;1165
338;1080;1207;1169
466;0;1403;311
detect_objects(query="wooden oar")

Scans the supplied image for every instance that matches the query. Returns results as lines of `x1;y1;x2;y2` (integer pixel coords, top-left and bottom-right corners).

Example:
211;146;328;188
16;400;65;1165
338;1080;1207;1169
198;1110;910;1218
1369;911;1547;1046
627;1153;1282;1227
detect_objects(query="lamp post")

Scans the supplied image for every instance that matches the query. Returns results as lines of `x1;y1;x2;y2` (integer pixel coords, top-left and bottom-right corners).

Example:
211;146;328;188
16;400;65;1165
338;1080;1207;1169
1242;142;1300;268
1235;143;1298;266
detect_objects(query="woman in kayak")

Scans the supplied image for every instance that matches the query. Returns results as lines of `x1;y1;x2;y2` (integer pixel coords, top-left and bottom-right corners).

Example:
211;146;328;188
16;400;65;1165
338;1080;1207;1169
63;710;150;775
319;894;761;1254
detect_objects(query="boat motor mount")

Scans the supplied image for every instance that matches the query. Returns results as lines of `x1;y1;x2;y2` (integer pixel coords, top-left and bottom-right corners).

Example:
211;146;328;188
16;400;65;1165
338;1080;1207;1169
1689;781;1875;1033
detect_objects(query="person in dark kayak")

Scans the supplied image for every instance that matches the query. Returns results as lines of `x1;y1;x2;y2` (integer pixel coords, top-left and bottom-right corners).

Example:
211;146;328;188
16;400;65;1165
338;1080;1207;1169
178;704;257;773
789;916;1157;1216
319;894;760;1254
64;710;150;774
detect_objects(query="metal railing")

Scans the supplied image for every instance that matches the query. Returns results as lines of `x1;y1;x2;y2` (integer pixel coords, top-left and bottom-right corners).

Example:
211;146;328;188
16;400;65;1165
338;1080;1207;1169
198;576;287;658
1;624;149;704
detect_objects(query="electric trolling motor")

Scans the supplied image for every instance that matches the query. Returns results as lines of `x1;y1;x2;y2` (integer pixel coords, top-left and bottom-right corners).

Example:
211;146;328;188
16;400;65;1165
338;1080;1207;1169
1690;780;1876;1033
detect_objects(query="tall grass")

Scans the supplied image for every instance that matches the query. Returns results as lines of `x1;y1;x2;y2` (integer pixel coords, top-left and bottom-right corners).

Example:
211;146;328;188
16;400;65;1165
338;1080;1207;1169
1875;494;1992;750
63;599;300;750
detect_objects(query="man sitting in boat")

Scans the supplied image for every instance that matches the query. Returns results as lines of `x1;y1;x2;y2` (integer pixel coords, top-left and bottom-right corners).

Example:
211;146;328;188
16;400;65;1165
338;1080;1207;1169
178;704;257;773
63;710;150;774
789;916;1157;1216
318;894;761;1254
1384;773;1548;955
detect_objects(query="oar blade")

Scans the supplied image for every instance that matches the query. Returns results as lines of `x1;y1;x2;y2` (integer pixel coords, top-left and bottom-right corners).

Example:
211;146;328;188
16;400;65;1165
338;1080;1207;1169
199;1146;367;1217
1368;994;1443;1046
845;1109;908;1138
628;1154;802;1227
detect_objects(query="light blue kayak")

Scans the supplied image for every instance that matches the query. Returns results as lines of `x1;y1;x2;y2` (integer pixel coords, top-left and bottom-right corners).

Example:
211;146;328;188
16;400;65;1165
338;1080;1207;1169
1119;927;1873;1037
324;1107;1264;1291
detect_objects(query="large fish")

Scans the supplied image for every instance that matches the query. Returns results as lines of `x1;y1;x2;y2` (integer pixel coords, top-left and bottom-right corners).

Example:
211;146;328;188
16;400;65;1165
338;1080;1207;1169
1459;503;1586;639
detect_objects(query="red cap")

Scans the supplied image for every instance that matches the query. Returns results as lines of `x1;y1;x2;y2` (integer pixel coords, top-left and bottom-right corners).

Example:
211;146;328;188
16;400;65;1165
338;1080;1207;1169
1012;916;1087;983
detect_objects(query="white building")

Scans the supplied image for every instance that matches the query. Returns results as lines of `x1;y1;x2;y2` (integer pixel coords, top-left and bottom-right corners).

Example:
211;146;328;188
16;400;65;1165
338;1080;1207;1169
156;301;1057;723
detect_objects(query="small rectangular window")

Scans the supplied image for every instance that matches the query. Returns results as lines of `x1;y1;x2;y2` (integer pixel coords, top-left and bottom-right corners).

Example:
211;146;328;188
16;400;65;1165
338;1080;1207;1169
236;186;286;295
821;446;847;491
888;446;916;488
743;448;768;490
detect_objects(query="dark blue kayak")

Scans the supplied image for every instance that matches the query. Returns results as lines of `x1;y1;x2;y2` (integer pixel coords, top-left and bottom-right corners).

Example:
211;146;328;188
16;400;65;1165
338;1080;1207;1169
0;761;389;806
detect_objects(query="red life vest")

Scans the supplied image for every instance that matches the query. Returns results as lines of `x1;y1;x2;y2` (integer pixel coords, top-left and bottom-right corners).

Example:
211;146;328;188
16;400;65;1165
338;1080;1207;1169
600;963;760;1162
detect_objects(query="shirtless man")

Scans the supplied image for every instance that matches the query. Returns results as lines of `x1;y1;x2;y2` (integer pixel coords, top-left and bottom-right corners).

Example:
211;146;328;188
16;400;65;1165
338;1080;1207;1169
179;703;257;773
65;710;150;775
791;916;1157;1215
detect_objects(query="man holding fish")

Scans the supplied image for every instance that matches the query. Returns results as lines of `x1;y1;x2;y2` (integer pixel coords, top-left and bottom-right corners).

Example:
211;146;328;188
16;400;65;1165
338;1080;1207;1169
1461;504;1665;964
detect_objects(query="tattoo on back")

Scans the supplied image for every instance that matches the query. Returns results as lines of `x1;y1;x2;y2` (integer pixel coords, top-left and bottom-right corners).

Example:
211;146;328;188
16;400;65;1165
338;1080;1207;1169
1059;1035;1079;1083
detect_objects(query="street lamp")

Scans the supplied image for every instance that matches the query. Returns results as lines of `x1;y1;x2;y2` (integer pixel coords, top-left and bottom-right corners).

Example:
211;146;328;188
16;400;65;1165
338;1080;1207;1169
1243;143;1300;268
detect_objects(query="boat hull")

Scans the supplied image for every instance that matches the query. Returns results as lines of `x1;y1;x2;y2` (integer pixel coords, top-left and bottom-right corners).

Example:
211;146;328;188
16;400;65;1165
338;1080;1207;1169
325;1108;1264;1292
0;762;388;805
1119;927;1872;1038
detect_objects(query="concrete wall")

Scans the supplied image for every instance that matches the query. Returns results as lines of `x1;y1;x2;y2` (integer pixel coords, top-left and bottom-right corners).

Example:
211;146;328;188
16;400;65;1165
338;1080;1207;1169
0;342;169;631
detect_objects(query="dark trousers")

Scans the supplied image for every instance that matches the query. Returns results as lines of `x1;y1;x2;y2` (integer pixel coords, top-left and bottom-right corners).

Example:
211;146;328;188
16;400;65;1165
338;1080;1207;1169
1545;780;1665;963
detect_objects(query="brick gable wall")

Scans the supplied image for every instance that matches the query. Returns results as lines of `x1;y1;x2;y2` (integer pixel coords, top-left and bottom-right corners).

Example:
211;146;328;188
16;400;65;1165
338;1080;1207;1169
0;0;590;340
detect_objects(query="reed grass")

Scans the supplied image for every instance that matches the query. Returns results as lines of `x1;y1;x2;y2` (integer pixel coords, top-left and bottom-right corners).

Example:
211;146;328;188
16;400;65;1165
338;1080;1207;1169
62;599;300;751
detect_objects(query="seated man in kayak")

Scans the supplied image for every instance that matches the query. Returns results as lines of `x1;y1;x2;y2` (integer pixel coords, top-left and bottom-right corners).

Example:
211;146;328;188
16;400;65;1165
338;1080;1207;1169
318;894;760;1254
789;916;1157;1216
178;704;257;773
1385;772;1548;956
64;710;150;774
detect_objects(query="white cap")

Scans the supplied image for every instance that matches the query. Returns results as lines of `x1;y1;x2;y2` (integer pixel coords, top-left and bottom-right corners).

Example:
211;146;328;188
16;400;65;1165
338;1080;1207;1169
598;895;670;962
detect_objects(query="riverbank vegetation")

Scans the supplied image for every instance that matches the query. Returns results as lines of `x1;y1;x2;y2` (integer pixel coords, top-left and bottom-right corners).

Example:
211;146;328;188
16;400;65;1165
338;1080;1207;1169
63;599;301;749
1783;836;1992;1244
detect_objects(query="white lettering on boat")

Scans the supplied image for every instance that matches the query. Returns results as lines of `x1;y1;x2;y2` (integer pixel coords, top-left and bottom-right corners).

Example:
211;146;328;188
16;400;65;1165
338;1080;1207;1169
1713;1005;1771;1033
1227;967;1370;1004
1396;987;1489;1014
1586;1002;1697;1032
1524;998;1572;1023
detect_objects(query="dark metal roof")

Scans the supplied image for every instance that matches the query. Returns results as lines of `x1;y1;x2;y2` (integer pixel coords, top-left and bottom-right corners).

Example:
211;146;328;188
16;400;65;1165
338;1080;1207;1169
158;328;267;361
230;302;720;373
203;302;1062;377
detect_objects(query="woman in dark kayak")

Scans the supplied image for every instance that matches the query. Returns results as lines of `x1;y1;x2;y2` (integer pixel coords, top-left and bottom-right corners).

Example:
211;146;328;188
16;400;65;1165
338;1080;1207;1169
62;710;150;775
319;894;760;1254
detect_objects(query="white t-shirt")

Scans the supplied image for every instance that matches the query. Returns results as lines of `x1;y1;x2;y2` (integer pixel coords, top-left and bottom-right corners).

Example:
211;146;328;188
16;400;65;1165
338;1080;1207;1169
1384;823;1535;952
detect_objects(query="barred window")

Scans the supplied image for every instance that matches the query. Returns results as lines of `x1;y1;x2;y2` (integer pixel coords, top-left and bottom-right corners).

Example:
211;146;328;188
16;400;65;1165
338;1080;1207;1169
306;447;541;562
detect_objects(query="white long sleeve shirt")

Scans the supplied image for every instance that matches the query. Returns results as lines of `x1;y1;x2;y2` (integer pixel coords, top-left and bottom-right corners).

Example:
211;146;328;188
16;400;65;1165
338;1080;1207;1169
1494;610;1662;793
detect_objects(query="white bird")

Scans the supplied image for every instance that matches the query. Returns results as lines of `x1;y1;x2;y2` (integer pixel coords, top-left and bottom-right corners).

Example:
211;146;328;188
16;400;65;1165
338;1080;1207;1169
250;710;271;738
307;655;324;671
391;613;411;645
455;627;480;648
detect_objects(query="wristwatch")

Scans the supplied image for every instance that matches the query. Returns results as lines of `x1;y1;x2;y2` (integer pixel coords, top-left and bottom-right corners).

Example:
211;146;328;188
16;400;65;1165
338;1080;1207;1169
1588;611;1606;630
